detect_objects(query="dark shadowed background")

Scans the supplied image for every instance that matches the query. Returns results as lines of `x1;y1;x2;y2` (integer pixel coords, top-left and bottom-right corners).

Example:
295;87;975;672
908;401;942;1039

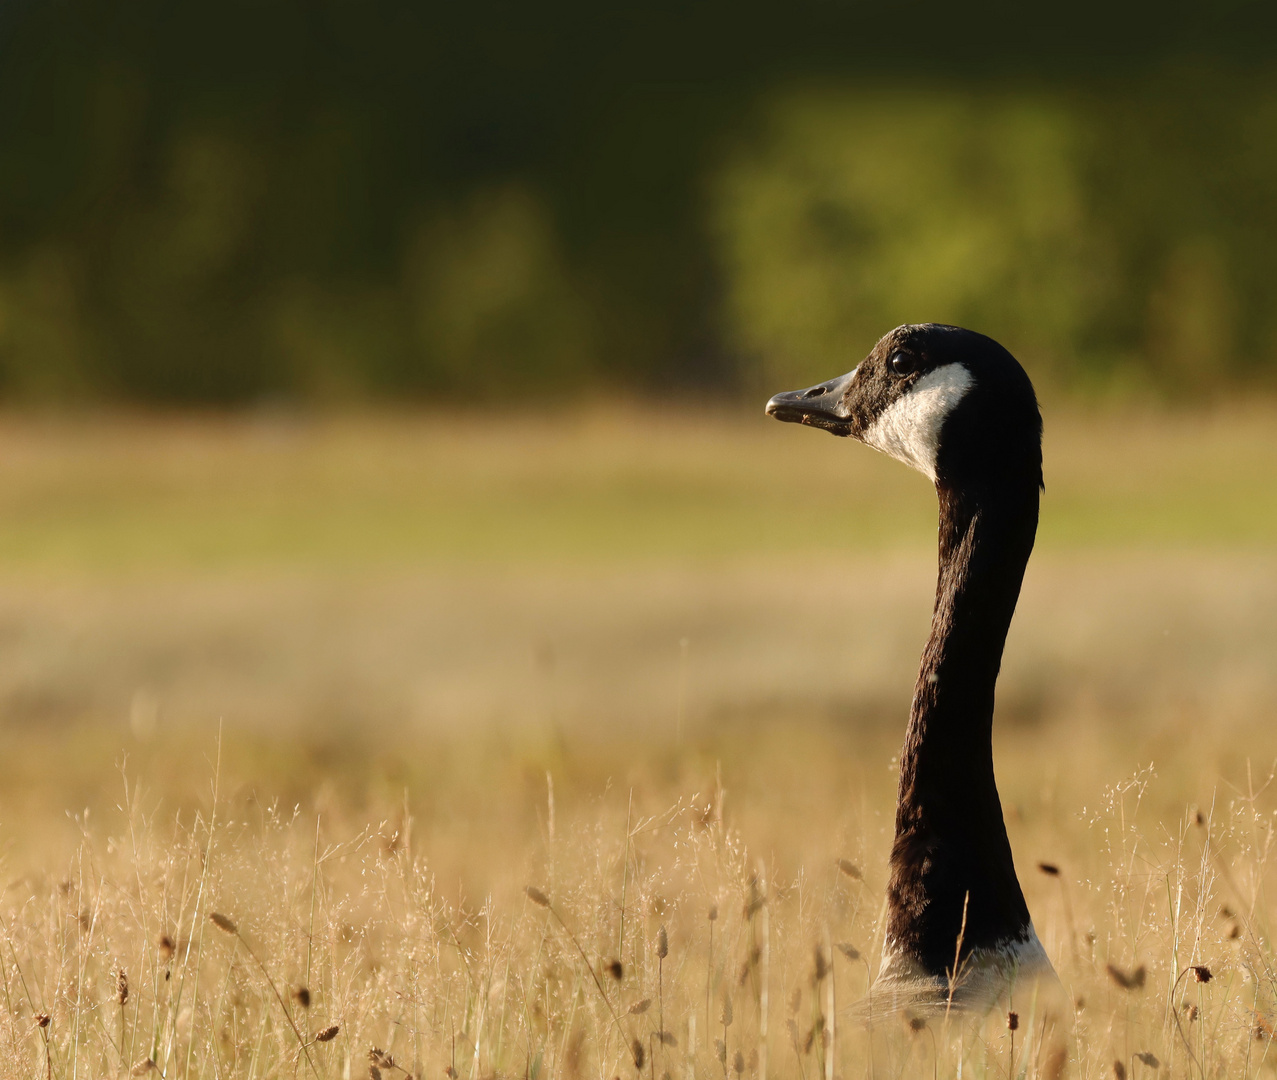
3;0;1277;402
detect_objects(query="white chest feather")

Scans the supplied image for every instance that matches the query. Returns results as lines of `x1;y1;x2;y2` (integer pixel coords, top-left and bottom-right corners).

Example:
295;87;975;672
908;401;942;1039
869;922;1058;1017
862;363;974;482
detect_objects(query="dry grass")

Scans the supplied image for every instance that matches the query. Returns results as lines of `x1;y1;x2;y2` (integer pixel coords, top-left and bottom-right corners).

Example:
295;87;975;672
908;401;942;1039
0;551;1272;743
0;405;1273;1076
4;724;1277;1079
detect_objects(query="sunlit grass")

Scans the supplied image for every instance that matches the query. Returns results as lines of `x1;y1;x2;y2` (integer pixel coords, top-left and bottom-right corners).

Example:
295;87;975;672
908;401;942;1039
2;721;1275;1078
0;405;1274;1076
0;404;1272;573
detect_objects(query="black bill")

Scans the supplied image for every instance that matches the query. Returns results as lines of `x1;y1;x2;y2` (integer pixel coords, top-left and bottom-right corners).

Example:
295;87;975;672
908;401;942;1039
764;367;857;436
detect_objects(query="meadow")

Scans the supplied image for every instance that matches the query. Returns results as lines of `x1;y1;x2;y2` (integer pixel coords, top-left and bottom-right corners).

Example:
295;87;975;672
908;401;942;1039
0;404;1274;1078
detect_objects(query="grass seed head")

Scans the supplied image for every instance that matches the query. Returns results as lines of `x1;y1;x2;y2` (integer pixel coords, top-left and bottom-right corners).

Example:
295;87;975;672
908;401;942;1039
209;912;238;934
1192;964;1213;983
656;925;668;959
708;904;718;922
629;998;652;1015
157;935;175;961
1135;1051;1159;1067
836;942;860;961
35;1012;50;1029
293;986;311;1008
607;958;624;980
812;945;829;983
733;1049;745;1075
1038;862;1061;876
525;886;551;908
1105;962;1146;990
117;969;129;1005
721;995;733;1026
632;1038;645;1069
316;1024;339;1042
837;858;862;880
1113;1061;1126;1080
1007;1010;1019;1031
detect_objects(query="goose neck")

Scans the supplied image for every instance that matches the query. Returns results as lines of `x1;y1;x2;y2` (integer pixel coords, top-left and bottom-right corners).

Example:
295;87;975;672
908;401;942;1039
903;482;1037;801
884;479;1039;967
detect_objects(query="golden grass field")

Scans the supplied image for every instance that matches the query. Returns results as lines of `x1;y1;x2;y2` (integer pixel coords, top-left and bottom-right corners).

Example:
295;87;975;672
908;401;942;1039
0;405;1274;1078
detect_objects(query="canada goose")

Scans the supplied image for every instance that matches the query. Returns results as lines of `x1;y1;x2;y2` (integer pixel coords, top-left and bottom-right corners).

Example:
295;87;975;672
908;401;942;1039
766;323;1056;1014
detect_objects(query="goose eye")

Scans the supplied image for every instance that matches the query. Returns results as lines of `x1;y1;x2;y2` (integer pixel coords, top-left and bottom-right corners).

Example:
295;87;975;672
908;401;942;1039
889;352;918;377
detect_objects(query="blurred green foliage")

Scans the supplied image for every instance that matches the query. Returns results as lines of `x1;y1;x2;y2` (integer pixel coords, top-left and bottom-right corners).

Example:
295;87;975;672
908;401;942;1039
718;83;1277;392
0;1;1274;401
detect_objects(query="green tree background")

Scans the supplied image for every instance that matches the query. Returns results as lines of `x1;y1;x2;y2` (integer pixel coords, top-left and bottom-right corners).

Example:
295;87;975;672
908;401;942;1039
1;0;1274;402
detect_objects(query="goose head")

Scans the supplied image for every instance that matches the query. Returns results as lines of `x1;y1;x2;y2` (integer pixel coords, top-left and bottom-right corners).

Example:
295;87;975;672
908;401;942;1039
765;323;1042;494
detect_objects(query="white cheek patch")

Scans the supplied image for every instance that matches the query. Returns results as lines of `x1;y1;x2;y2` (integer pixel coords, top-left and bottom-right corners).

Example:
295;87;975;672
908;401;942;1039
862;363;974;482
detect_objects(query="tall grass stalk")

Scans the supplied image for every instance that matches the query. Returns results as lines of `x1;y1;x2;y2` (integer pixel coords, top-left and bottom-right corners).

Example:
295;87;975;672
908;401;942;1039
0;730;1272;1078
